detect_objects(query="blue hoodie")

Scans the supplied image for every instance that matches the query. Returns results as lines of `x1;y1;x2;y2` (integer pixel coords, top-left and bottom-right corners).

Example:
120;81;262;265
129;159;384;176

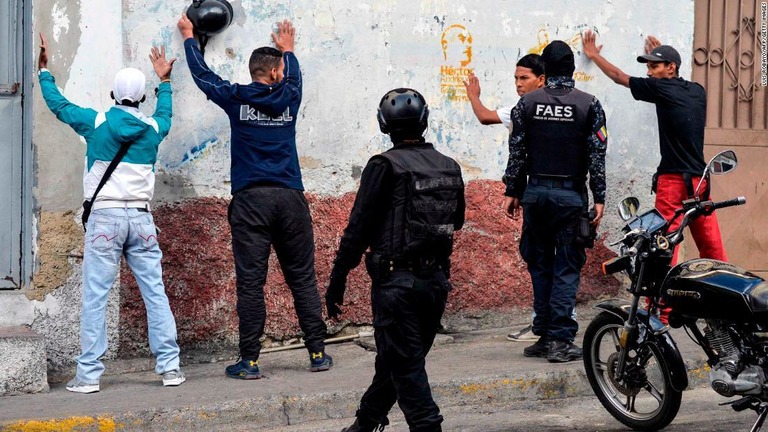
184;38;303;193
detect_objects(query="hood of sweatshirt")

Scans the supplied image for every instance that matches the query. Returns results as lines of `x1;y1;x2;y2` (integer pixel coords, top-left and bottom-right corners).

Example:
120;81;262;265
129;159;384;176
106;106;151;143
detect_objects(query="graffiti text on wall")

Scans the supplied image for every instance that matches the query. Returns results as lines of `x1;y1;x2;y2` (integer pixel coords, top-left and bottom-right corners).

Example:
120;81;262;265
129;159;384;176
529;25;598;83
440;24;474;102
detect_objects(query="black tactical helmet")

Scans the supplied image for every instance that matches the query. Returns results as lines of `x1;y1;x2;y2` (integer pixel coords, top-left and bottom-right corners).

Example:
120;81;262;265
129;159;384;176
377;88;429;135
187;0;234;36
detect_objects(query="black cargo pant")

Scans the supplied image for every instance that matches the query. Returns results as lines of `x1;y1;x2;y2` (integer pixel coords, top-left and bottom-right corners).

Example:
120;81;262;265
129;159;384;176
228;186;327;359
356;259;450;432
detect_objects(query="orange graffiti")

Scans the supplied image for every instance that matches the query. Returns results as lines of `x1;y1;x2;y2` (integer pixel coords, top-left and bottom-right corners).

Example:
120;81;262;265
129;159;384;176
528;25;598;83
441;24;473;66
440;24;474;102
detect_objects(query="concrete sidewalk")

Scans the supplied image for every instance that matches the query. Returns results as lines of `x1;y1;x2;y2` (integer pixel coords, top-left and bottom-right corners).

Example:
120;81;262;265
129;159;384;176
0;308;712;431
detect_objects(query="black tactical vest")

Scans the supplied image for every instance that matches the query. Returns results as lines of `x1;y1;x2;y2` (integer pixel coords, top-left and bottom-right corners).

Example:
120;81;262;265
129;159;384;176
371;143;464;261
523;87;594;178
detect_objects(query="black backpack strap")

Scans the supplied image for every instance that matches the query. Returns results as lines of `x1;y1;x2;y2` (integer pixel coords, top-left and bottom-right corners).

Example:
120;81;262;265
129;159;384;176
82;140;133;230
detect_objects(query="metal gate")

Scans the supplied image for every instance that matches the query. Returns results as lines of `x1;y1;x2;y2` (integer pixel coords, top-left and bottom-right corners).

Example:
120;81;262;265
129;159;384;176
690;0;768;276
0;0;31;289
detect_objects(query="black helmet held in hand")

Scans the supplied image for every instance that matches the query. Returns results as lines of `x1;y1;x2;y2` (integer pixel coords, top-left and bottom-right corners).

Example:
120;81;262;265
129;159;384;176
187;0;234;36
377;88;429;135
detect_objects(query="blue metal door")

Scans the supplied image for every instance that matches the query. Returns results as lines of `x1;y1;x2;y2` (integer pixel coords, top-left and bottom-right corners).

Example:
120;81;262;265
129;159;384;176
0;0;29;289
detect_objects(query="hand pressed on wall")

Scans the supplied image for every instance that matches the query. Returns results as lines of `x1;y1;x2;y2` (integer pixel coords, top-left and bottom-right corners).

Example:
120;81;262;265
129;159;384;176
38;33;48;70
463;72;481;100
271;19;295;53
177;12;194;40
149;45;176;81
645;35;662;54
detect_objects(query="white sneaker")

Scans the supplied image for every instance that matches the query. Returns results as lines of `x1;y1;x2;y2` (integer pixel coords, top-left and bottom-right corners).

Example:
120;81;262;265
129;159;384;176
66;377;100;394
162;370;186;387
506;324;538;342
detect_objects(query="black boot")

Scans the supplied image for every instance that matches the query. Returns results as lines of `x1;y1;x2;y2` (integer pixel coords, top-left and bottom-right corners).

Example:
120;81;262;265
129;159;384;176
523;336;551;358
547;340;583;363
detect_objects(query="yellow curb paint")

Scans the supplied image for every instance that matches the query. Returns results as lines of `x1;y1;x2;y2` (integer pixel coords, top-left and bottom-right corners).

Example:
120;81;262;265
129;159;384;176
1;416;123;432
458;378;538;395
688;363;712;380
196;411;219;420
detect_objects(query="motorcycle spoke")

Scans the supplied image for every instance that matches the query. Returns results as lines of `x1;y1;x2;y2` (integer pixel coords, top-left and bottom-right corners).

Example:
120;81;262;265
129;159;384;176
643;381;665;404
594;360;609;372
625;394;637;413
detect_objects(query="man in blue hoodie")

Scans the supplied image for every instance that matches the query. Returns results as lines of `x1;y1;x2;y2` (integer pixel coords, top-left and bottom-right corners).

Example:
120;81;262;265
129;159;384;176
37;34;185;393
177;14;331;378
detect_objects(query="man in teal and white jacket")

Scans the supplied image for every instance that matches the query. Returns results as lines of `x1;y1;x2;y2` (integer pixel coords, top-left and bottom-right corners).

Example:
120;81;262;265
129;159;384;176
37;34;185;393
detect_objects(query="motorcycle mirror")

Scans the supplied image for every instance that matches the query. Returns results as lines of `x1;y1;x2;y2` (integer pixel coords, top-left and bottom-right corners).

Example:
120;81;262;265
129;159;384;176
709;150;738;175
694;150;738;197
618;197;640;221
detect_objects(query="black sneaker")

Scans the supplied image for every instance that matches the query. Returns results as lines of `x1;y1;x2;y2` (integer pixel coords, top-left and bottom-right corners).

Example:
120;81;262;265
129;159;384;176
225;358;262;379
523;337;551;358
309;351;333;372
547;340;583;363
341;416;389;432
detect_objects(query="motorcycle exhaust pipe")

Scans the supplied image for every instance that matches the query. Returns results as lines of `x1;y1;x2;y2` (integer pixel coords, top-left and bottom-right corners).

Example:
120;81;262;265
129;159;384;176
710;368;762;397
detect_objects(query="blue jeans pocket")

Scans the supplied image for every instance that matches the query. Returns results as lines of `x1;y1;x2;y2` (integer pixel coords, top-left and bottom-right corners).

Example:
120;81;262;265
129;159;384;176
88;218;118;252
136;217;159;251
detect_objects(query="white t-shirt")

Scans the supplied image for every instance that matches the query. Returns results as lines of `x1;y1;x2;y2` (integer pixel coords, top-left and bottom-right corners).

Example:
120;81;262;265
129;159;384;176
496;106;513;131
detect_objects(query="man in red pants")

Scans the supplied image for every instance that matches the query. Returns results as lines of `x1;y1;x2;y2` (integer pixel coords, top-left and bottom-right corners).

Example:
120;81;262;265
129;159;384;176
582;30;727;322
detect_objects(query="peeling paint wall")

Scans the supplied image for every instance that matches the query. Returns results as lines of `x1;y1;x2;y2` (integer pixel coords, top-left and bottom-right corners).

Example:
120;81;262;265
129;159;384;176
134;0;694;209
12;0;695;368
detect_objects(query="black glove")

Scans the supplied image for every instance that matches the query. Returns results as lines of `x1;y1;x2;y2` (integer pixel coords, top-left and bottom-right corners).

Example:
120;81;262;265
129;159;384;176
325;267;348;320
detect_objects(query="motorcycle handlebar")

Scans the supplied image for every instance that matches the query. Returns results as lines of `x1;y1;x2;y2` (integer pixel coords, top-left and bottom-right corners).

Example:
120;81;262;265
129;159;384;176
627;236;645;257
668;196;746;247
712;196;747;210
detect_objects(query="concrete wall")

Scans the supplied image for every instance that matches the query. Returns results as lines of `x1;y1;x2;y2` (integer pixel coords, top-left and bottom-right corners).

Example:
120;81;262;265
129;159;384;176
7;0;694;369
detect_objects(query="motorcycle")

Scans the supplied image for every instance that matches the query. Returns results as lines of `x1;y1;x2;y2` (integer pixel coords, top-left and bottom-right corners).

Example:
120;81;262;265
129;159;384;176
582;149;768;431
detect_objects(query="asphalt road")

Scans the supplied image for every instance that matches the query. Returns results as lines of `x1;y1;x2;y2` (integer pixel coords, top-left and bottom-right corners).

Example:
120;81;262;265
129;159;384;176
256;387;757;432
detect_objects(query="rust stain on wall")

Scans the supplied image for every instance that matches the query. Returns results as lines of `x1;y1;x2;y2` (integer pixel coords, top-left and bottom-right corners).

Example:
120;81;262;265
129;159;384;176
117;181;618;355
30;211;81;301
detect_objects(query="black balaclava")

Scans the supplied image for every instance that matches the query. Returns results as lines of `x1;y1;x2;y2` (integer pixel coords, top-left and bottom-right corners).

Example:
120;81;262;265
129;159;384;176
541;40;575;78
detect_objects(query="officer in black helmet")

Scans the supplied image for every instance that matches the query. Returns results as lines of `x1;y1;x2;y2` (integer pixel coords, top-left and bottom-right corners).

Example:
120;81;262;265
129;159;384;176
326;88;465;432
503;41;607;363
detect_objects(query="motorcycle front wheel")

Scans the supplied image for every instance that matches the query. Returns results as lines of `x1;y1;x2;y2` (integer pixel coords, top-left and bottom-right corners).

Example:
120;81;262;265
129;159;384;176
583;312;682;431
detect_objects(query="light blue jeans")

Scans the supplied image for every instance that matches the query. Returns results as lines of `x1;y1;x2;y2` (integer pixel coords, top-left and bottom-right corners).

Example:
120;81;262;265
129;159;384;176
77;207;180;382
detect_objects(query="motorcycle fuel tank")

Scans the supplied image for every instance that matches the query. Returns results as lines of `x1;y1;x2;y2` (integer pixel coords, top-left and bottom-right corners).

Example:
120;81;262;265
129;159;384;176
662;259;768;321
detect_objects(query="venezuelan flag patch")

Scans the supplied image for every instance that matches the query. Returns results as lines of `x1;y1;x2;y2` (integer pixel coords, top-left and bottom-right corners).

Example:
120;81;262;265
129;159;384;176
596;126;608;142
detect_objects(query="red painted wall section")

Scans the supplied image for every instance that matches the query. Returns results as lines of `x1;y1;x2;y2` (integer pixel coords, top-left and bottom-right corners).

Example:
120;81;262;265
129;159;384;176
118;180;619;355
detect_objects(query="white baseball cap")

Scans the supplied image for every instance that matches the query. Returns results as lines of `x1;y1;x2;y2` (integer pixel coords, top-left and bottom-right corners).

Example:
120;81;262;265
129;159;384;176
113;67;146;103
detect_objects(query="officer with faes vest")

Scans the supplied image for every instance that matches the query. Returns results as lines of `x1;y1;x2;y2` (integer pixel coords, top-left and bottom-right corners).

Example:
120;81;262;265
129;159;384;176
325;88;465;432
503;41;607;363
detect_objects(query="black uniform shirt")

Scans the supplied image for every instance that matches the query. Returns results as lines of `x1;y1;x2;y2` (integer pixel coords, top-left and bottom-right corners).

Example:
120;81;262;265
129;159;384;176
629;76;707;175
333;141;466;274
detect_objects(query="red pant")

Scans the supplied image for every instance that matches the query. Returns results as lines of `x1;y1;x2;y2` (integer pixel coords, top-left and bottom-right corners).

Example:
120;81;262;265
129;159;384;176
651;174;728;324
655;173;727;265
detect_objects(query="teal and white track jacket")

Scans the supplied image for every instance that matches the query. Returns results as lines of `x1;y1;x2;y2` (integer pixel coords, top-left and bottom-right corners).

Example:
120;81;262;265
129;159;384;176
38;69;172;208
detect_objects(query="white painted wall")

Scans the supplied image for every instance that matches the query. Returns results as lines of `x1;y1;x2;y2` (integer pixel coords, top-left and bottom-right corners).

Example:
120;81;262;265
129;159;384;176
116;0;694;227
